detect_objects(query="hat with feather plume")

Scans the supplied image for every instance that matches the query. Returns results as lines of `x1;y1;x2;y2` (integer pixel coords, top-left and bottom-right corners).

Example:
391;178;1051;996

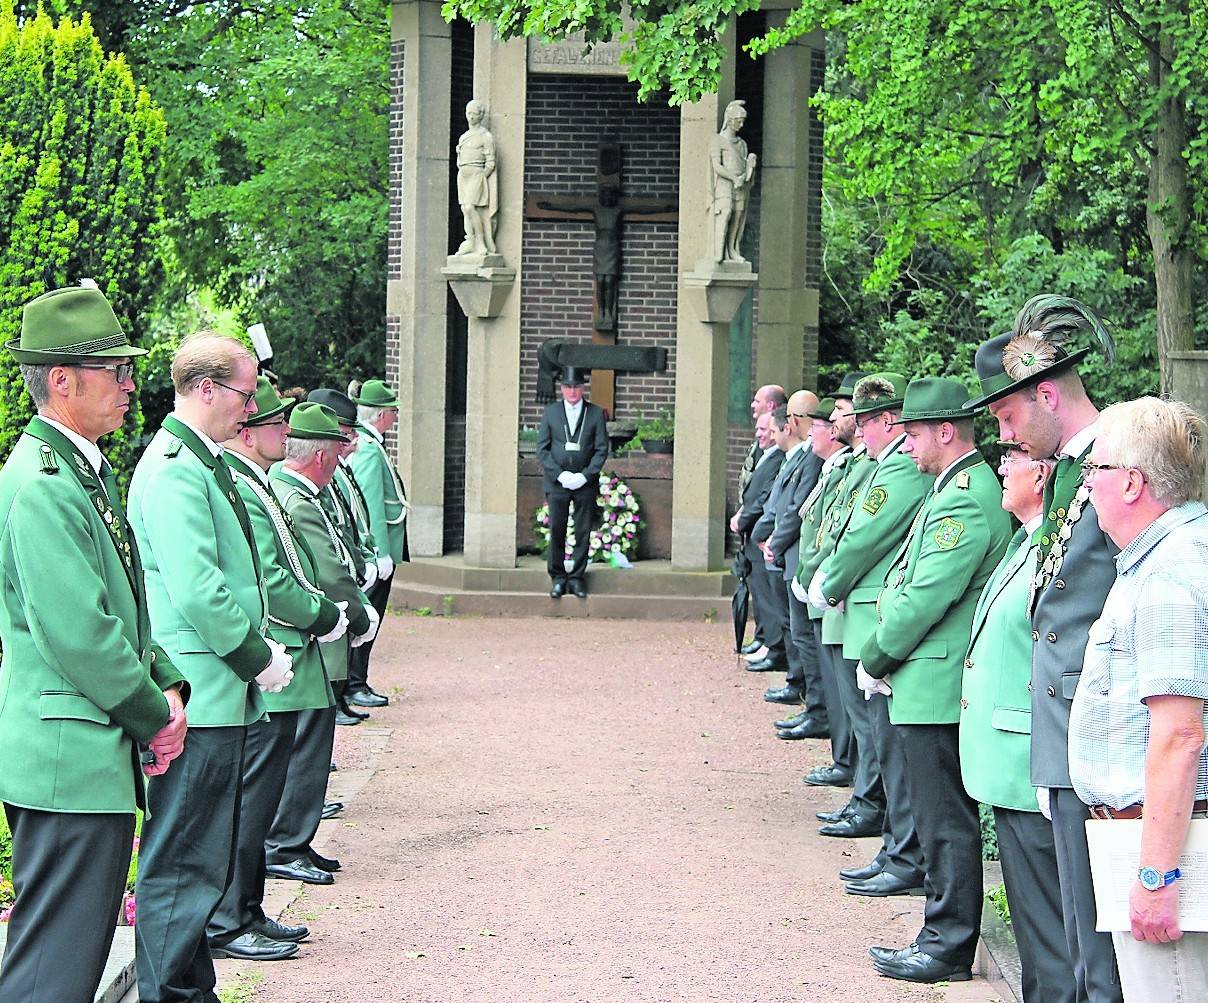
966;294;1115;409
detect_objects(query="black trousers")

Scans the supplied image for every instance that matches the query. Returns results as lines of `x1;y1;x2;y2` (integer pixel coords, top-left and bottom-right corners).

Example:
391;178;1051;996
546;482;596;582
1050;787;1123;1003
744;538;785;660
0;804;134;1003
868;693;924;882
995;805;1077;1003
786;584;826;724
135;725;246;1003
348;569;393;693
812;618;853;773
826;643;885;819
265;704;337;865
898;722;982;967
208;712;299;945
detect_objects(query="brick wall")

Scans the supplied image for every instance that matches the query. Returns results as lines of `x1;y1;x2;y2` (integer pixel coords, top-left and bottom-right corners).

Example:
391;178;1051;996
519;75;680;430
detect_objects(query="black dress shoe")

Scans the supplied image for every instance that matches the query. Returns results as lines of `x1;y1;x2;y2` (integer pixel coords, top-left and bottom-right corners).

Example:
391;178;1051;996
321;801;344;820
816;803;854;823
337;697;368;720
845;871;925;897
839;859;882;881
568;579;587;598
549;579;566;598
764;686;804;705
348;688;388;708
874;950;971;984
803;764;853;787
209;931;299;961
253;917;310;943
777;718;829;740
329;761;338;772
307;848;342;872
869;942;918;964
773;710;809;730
819;813;883;838
334;708;362;727
265;858;335;885
739;640;763;655
745;657;786;672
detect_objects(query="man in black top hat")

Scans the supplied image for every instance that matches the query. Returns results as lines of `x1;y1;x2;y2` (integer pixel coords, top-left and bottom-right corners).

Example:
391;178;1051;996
536;367;610;597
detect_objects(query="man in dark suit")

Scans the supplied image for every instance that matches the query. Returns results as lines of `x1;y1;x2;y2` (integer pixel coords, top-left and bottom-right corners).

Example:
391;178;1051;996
536;366;609;598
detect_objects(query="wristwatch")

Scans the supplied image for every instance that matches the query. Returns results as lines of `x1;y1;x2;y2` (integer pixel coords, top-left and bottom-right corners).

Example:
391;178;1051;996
1138;866;1182;891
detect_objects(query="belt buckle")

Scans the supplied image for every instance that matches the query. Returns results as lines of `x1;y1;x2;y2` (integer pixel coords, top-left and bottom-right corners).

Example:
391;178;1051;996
1089;805;1114;821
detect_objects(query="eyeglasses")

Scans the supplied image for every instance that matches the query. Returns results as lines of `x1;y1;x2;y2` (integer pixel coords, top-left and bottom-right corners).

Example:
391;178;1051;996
854;414;879;430
77;362;134;383
210;379;257;407
1081;460;1128;476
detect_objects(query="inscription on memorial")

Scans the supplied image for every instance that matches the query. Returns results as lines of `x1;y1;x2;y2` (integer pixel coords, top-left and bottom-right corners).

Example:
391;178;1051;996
528;33;627;76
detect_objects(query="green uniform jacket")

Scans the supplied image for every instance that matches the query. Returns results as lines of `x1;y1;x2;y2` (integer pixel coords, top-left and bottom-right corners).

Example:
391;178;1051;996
129;418;268;727
959;527;1039;811
335;461;378;558
348;427;408;564
794;446;853;623
820;437;930;659
270;467;371;683
816;447;877;645
861;453;1012;725
227;454;339;712
322;480;373;586
0;421;186;813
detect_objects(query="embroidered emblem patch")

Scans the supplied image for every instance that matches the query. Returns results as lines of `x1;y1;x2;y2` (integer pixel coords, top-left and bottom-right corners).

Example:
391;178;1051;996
935;517;965;550
863;487;888;515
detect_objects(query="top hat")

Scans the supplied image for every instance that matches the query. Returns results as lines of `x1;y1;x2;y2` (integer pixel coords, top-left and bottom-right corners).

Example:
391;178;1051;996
243;376;294;426
308;388;360;427
831;371;869;401
807;397;836;421
9;286;148;364
350;379;400;408
890;377;978;425
559;366;586;387
850;372;908;417
287;402;350;442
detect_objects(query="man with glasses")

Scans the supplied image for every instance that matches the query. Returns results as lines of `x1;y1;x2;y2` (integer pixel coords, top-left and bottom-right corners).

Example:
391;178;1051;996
0;285;188;1003
969;295;1122;1003
130;333;295;1003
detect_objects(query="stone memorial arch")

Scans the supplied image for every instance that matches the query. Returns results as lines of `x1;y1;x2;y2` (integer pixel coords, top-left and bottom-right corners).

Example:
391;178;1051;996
387;0;823;573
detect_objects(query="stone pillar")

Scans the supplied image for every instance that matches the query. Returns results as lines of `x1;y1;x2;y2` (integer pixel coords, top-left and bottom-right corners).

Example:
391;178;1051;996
755;19;822;391
459;26;525;567
389;1;451;556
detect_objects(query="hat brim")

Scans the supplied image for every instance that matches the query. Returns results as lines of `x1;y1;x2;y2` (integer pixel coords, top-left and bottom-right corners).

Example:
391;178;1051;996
352;396;400;408
7;341;149;364
889;409;978;426
850;398;904;417
965;348;1090;410
288;428;350;443
244;399;296;427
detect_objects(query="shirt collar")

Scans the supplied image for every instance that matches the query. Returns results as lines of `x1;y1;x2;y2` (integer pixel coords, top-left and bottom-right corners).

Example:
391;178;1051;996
1023;513;1043;535
284;467;321;496
820;445;850;474
361;423;383;443
785;440;806;460
1058;419;1100;460
38;416;104;477
933;449;980;493
755;445;779;466
1115;500;1208;574
172;415;224;457
875;433;905;463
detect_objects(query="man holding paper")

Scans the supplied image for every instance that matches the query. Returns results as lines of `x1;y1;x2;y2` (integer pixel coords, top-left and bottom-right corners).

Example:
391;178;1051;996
1070;396;1208;1000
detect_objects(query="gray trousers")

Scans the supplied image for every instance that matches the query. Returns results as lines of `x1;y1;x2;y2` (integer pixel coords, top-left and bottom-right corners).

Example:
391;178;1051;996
868;693;924;882
0;805;134;1003
1050;787;1123;1003
349;571;392;692
812;618;853;773
745;538;785;661
825;642;884;819
786;584;827;725
995;806;1077;1003
136;725;246;1003
266;704;337;865
208;711;299;945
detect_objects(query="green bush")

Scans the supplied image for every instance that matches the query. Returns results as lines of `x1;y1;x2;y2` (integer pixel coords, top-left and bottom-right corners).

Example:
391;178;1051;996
979;802;999;861
0;810;12;907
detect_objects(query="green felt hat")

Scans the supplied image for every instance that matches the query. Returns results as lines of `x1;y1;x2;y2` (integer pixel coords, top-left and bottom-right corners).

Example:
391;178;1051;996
351;379;399;408
850;372;908;416
307;388;361;428
891;377;978;425
287;402;349;442
9;285;148;364
807;397;837;421
831;370;869;401
243;376;294;426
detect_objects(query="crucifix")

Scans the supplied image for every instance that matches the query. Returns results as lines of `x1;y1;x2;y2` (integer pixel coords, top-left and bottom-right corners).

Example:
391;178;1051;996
525;141;676;415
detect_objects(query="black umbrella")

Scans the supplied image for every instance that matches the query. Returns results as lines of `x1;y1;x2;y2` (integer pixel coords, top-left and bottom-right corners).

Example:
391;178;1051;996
731;548;752;653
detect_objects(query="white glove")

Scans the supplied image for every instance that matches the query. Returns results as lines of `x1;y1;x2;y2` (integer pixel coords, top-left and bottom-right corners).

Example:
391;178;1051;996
856;661;892;700
376;554;395;579
567;472;589;490
351;604;380;648
807;569;828;611
790;577;808;603
256;639;294;693
557;471;575;488
361;559;378;589
317;600;349;644
1036;786;1052;821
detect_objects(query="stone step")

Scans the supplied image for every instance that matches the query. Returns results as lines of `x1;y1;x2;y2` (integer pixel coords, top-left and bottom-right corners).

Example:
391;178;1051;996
392;582;728;621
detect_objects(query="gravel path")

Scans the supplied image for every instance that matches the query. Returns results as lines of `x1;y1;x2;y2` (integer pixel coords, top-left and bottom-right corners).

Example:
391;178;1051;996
226;613;1005;1003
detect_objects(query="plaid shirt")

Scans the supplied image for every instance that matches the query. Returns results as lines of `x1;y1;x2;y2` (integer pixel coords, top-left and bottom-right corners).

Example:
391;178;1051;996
1068;501;1208;809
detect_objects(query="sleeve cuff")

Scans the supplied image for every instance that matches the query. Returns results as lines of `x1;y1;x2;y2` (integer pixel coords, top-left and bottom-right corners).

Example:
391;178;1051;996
860;636;901;678
349;605;371;636
149;646;189;705
308;598;341;637
110;680;172;744
221;626;272;681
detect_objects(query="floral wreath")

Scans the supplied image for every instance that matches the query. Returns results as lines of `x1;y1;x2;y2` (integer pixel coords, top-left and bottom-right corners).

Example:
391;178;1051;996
534;473;643;564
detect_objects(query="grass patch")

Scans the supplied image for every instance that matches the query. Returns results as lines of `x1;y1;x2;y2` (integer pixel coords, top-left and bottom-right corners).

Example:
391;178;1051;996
217;970;265;1003
987;882;1011;925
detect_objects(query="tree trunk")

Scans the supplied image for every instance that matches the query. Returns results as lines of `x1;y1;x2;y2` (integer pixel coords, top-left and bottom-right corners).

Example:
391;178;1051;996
1145;3;1194;395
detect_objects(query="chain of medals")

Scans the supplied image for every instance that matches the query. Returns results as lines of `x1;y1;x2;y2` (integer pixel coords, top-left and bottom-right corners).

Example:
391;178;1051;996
306;484;360;577
1029;477;1092;610
47;443;137;576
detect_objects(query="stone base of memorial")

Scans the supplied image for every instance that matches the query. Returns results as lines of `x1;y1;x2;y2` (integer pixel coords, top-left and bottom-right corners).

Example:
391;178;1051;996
442;253;516;319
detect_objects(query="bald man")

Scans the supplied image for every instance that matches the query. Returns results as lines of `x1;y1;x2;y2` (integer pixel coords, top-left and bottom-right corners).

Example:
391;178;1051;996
753;392;825;707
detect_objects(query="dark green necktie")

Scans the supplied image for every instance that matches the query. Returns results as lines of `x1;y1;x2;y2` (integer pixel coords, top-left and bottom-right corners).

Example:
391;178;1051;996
1037;455;1080;561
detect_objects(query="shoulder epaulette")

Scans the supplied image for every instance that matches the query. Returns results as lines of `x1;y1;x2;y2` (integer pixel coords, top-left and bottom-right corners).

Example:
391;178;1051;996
956;471;970;490
164;436;183;458
37;443;59;474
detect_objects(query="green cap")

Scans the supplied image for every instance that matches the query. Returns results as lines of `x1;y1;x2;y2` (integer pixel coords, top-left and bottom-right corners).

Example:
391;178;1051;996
9;285;149;364
243;376;294;426
891;377;978;425
851;372;908;416
831;371;869;401
351;379;399;408
807;397;837;420
287;402;350;442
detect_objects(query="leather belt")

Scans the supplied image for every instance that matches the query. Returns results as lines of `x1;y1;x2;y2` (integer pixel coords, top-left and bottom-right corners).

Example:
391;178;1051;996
1089;799;1208;820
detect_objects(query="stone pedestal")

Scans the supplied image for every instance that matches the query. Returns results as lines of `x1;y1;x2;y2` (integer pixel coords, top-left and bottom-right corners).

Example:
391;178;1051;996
442;254;516;318
682;263;759;325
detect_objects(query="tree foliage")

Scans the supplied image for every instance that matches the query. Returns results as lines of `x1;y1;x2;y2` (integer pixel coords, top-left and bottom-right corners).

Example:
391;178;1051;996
0;3;166;475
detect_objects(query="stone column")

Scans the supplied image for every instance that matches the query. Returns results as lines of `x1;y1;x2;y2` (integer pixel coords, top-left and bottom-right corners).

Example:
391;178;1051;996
389;1;451;556
459;26;526;567
755;19;822;391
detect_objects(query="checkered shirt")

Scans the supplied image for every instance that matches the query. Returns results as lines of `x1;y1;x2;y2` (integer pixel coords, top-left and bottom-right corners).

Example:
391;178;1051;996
1068;501;1208;809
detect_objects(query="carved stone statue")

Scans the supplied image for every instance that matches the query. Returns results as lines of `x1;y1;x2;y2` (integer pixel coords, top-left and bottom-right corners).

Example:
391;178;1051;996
454;100;498;257
708;99;758;265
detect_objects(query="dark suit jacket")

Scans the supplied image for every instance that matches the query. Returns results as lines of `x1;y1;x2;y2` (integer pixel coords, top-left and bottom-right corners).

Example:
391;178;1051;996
536;400;609;493
758;446;823;580
734;448;784;537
